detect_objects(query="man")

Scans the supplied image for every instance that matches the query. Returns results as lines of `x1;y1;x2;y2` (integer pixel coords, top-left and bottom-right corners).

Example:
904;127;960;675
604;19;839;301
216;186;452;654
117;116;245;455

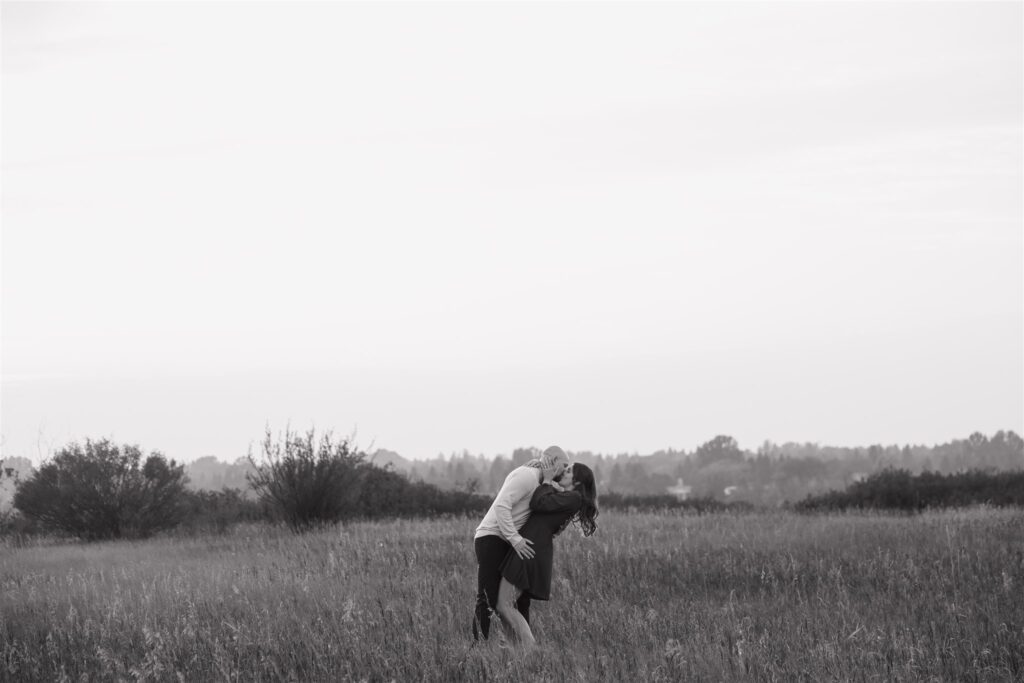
473;445;571;640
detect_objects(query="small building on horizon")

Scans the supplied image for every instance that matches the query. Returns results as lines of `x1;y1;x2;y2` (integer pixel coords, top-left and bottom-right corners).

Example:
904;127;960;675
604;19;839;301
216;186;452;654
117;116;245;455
667;477;692;501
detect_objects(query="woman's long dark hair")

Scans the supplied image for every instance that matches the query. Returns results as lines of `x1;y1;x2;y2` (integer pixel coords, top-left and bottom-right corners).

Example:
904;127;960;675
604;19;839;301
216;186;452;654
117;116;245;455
570;462;598;537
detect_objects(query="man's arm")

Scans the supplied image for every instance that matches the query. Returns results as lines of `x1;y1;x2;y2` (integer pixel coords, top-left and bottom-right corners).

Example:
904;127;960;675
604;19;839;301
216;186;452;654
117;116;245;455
530;485;583;513
492;467;540;552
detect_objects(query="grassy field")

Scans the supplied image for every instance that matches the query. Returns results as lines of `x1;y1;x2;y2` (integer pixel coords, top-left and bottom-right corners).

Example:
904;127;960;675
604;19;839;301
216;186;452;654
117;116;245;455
2;509;1022;682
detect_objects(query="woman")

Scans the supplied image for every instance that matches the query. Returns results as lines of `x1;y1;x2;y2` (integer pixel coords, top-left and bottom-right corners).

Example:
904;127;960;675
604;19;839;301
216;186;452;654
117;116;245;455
496;462;598;646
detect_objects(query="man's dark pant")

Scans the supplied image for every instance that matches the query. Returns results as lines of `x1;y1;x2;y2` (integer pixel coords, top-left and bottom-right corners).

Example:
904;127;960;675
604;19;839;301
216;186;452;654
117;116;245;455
474;535;531;640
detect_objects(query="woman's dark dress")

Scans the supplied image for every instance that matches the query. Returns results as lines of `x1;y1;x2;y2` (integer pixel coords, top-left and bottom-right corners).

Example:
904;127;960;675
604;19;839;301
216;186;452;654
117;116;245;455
500;484;582;601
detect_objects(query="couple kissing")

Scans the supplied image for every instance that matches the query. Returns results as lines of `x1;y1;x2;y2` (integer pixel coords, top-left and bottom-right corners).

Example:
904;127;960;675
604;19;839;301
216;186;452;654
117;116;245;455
472;445;599;647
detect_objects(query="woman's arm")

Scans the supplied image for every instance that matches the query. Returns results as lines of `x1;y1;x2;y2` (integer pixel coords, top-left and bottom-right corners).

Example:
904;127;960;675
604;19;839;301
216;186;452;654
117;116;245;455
530;484;582;512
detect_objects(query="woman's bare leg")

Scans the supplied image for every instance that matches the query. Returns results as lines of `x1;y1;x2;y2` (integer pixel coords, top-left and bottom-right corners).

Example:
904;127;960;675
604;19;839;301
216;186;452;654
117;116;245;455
496;578;536;647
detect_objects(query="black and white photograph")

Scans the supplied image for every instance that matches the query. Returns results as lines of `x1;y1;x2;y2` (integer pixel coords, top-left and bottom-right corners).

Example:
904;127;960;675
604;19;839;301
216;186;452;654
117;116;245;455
2;1;1022;680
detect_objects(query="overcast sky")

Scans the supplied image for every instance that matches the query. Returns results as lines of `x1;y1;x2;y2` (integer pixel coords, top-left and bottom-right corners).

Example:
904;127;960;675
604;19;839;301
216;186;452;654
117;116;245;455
2;1;1021;464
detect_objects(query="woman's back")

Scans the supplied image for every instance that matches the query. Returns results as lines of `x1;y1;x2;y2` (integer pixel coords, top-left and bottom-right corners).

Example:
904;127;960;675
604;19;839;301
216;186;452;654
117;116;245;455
500;485;581;600
518;489;581;547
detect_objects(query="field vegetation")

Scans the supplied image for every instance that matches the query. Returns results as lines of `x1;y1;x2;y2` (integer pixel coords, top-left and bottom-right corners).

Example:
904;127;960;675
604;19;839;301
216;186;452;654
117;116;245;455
3;509;1022;681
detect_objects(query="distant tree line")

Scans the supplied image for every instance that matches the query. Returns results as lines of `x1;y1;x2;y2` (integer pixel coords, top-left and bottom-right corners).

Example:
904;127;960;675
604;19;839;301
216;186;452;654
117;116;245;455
794;468;1024;513
2;429;1022;542
158;430;1023;506
384;431;1023;505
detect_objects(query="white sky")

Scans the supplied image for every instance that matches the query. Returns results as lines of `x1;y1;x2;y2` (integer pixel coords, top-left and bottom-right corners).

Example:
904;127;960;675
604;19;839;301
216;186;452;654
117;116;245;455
2;1;1022;464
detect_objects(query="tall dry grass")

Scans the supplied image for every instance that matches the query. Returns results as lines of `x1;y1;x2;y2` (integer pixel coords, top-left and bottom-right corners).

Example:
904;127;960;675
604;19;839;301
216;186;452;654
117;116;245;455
2;509;1022;681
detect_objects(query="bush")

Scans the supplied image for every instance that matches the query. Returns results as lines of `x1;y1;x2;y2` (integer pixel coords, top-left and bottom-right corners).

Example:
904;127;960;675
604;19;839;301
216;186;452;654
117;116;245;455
794;468;1024;512
13;439;188;540
247;428;366;531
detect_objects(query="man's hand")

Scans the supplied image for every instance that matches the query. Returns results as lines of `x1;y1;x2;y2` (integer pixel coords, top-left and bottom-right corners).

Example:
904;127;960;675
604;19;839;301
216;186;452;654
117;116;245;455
512;538;535;560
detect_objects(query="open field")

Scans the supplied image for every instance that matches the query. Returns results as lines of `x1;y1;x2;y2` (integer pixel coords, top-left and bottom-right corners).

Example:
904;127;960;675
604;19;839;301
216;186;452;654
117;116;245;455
2;509;1023;682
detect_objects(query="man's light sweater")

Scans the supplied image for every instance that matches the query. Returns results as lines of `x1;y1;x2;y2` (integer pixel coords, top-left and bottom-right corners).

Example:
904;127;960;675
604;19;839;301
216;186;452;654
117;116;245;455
474;465;542;548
